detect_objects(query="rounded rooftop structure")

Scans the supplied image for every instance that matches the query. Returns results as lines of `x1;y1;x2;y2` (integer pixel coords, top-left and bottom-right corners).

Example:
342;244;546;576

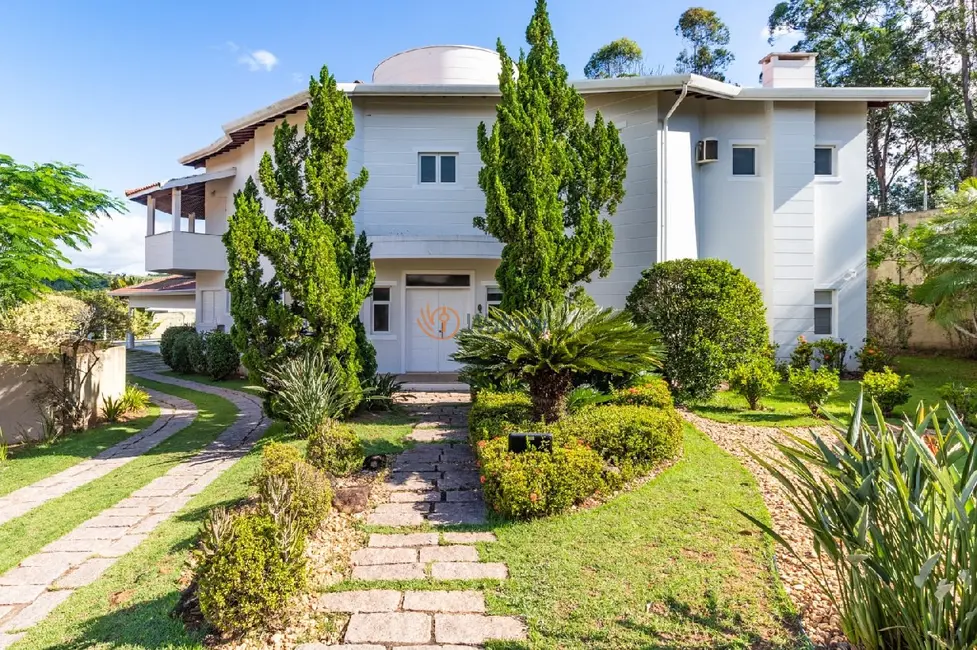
372;45;502;85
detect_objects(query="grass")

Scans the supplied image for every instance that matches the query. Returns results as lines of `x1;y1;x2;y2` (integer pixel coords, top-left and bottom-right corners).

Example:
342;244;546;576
693;354;977;427
11;422;287;650
0;408;160;498
158;371;264;397
0;379;237;576
348;409;416;456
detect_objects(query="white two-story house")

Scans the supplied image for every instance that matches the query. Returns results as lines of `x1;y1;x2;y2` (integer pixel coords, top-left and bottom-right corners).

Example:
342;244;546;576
126;45;928;376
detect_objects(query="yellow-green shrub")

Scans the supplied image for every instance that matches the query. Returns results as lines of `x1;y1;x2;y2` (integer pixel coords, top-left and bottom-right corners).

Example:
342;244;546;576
254;442;332;534
555;404;683;469
862;367;912;416
610;377;673;409
305;420;364;477
468;391;532;443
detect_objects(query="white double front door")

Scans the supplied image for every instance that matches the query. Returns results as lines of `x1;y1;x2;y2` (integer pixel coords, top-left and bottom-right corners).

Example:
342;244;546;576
406;288;470;373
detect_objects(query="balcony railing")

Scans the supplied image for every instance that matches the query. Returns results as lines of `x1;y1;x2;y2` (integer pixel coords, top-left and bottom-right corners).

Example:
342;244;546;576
145;230;227;273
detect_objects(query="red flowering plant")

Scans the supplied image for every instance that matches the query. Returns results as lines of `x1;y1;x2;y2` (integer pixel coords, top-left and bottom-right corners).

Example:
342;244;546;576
854;337;893;373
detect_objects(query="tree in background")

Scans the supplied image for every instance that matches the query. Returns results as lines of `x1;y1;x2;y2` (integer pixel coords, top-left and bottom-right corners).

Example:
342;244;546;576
224;66;375;410
674;7;734;81
584;38;645;78
476;0;629;310
0;154;122;310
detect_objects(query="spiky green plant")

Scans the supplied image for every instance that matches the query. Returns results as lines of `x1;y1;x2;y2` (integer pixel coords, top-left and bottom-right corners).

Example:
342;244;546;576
452;300;662;422
742;394;977;650
262;351;361;436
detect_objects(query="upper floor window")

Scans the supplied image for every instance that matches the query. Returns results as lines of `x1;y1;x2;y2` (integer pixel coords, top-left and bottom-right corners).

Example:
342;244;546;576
419;153;457;184
815;146;834;176
732;146;757;176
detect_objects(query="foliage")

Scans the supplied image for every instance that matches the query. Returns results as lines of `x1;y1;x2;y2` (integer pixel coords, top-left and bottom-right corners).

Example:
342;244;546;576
862;367;913;416
459;365;523;397
0;154;123;310
743;398;977;650
0;294;88;362
789;336;815;370
477;437;608;519
813;338;849;374
69;290;154;341
938;382;977;422
474;0;628;309
120;384;150;413
196;511;305;634
223;66;375;412
855;337;894;373
359;372;404;412
787;366;840;416
554;404;683;470
584;37;644;78
453;300;662;422
100;396;125;423
168;330;200;375
674;7;734;81
160;325;197;369
205;330;240;380
867;223;918;348
566;386;613;414
468;390;534;444
186;330;207;375
610;377;674;409
305;419;365;477
729;358;779;410
626;259;769;403
254;442;332;535
263;350;360;436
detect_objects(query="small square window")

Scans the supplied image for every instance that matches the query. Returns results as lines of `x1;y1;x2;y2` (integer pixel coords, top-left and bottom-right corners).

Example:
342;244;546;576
814;290;834;335
373;287;390;302
372;286;391;333
486;286;503;312
732;146;757;176
440;155;456;183
419;155;437;183
815;147;834;176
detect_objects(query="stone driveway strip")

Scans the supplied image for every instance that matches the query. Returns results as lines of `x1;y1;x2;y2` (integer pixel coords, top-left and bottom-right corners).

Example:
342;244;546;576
0;389;194;527
0;375;269;646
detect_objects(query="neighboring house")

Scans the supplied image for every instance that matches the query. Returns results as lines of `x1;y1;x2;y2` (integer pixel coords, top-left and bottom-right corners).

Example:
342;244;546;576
108;275;196;339
127;46;929;375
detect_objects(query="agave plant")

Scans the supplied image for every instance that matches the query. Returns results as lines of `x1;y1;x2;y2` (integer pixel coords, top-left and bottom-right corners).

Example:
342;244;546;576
742;394;977;650
263;351;361;436
452;300;662;422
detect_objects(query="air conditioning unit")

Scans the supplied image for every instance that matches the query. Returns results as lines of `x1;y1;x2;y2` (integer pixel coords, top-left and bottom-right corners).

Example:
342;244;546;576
696;138;719;164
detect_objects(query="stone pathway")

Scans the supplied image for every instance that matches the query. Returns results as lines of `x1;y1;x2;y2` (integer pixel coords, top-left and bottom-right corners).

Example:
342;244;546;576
0;390;196;527
0;371;270;649
368;394;487;527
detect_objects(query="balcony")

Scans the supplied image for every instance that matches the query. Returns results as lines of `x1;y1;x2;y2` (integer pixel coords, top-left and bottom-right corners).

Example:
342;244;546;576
145;231;227;273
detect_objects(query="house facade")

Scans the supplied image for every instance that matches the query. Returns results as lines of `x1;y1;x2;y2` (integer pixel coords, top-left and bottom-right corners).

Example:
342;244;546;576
127;46;928;375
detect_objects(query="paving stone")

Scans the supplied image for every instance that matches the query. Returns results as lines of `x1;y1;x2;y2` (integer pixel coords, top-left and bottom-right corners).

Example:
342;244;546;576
351;563;426;581
384;476;437;492
419;546;479;563
443;490;482;502
0;584;47;606
430;562;508;580
369;533;439;548
53;558;115;589
439;449;476;464
434;613;526;644
438;473;481;491
317;590;401;613
388;490;441;503
97;533;147;557
390;645;471;650
427;503;487;526
344;612;432;644
402;590;485;613
63;526;130;541
297;645;385;650
367;505;427;527
0;590;73;632
19;552;91;567
129;513;170;535
389;460;438;473
442;532;497;544
81;514;146;528
351;548;418;566
0;562;70;586
407;429;468;442
0;632;25;649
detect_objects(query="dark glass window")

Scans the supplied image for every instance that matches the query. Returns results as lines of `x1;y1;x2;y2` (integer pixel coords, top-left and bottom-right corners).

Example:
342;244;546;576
814;290;833;335
419;155;437;183
440;155;456;183
815;147;833;176
373;304;389;333
373;287;390;302
732;147;756;176
406;274;471;287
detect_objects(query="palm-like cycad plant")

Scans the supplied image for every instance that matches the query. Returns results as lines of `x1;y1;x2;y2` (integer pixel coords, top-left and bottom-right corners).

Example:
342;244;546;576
452;300;662;422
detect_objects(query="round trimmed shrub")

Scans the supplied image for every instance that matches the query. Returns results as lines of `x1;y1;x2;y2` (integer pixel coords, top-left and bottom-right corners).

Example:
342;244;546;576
468;391;533;444
254;442;332;535
626;259;769;403
862;367;912;417
788;366;840;416
196;512;306;634
206;331;240;380
160;324;197;368
477;437;607;519
729;357;779;410
305;420;365;477
187;332;207;375
169;330;200;374
554;404;683;469
611;377;673;409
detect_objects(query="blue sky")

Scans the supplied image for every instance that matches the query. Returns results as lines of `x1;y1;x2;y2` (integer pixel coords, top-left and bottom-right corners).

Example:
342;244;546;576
0;0;792;274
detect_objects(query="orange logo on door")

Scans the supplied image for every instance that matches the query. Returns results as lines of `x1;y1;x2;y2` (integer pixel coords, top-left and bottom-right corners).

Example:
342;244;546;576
417;304;461;340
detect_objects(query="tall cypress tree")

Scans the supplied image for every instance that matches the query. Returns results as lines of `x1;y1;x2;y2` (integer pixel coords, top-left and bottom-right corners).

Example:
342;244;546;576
476;0;629;310
224;65;375;408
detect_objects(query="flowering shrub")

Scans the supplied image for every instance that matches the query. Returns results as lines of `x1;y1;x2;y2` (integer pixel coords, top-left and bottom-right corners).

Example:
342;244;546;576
939;382;977;423
855;337;893;373
813;338;849;374
787;366;840;416
862;367;912;416
610;377;673;409
468;391;533;444
789;336;816;370
553;404;683;471
728;358;779;410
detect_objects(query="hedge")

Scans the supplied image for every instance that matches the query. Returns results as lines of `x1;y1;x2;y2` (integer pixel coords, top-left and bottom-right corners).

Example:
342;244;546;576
468;390;533;444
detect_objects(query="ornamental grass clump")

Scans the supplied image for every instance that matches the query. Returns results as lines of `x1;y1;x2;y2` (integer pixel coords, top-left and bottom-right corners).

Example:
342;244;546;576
263;351;361;436
743;396;977;650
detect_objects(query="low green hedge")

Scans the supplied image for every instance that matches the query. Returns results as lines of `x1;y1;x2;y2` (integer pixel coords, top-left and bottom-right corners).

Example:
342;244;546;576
610;377;673;409
468;390;532;444
554;404;683;471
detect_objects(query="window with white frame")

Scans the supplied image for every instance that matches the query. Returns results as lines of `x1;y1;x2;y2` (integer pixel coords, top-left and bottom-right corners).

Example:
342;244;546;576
732;146;757;176
486;286;503;313
814;290;835;335
815;146;834;176
419;153;457;184
371;286;391;334
201;290;219;324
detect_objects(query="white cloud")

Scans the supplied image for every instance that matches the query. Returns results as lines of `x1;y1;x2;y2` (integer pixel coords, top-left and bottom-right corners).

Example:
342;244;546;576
238;49;279;72
65;211;147;275
761;25;803;42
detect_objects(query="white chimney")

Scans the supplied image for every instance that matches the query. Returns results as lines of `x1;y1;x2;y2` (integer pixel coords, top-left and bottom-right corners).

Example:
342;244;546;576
759;52;817;88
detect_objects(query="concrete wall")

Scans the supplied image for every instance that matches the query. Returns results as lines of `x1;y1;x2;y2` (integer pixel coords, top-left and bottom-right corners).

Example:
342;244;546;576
0;346;126;443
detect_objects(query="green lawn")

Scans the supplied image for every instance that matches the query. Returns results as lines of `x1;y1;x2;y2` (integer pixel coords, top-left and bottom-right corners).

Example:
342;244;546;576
0;408;160;498
693;354;977;427
0;379;237;575
348;409;416;456
157;371;264;397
